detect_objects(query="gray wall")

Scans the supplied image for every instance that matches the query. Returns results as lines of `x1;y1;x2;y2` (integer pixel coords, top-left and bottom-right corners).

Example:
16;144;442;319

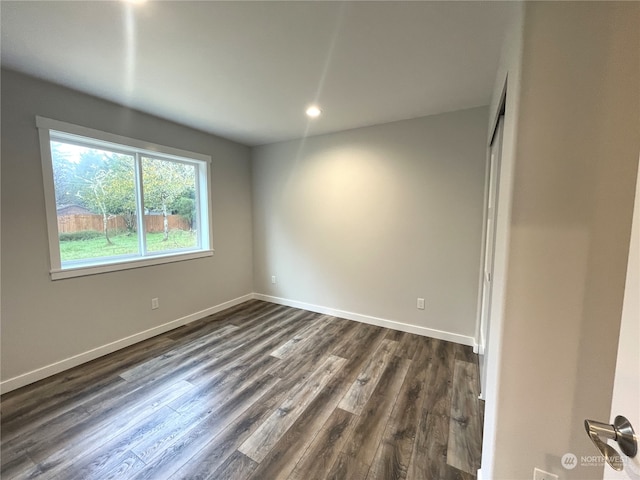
252;107;488;340
485;2;640;479
1;69;254;384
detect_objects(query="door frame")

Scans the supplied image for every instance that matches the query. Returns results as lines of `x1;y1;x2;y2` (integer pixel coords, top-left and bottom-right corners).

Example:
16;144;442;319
477;73;518;480
604;154;640;480
475;84;507;398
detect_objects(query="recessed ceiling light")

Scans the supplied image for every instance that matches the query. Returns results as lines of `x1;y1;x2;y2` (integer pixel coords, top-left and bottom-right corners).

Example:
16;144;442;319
306;106;322;118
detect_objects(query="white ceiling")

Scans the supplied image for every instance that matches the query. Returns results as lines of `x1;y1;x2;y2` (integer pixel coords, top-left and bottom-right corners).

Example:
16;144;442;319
1;1;515;146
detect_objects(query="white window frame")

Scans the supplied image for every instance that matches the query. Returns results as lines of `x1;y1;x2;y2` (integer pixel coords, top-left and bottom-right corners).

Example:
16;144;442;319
37;116;214;280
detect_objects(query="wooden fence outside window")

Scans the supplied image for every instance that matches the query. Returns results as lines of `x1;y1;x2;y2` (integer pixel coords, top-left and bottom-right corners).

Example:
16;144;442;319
57;214;190;234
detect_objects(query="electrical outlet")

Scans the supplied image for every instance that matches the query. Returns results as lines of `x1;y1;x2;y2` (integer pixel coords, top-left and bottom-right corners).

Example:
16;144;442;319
533;468;558;480
417;298;425;310
271;276;277;284
151;298;159;310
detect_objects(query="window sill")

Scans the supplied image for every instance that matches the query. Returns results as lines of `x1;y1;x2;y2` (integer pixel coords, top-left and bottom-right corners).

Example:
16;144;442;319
50;249;214;280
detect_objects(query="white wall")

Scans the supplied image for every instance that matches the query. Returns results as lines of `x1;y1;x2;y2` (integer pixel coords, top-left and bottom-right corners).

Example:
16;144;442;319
0;69;254;390
252;108;488;343
484;3;640;479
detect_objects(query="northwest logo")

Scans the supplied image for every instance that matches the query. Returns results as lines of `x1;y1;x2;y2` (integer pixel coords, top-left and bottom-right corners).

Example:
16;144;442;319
562;453;578;470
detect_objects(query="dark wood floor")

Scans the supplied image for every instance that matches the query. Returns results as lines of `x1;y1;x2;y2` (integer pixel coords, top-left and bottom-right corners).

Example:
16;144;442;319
0;300;483;480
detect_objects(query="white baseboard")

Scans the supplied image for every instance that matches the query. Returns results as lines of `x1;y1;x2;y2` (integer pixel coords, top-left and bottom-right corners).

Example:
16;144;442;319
253;293;475;347
2;292;476;394
0;293;253;394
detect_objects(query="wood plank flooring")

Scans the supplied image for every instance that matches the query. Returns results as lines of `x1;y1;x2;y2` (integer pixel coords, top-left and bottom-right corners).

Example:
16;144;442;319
0;300;484;480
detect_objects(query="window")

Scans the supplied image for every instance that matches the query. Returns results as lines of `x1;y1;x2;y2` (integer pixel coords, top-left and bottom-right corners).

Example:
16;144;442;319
37;116;213;280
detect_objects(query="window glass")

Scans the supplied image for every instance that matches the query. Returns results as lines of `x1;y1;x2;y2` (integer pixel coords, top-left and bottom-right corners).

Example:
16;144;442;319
52;141;139;264
142;156;198;253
